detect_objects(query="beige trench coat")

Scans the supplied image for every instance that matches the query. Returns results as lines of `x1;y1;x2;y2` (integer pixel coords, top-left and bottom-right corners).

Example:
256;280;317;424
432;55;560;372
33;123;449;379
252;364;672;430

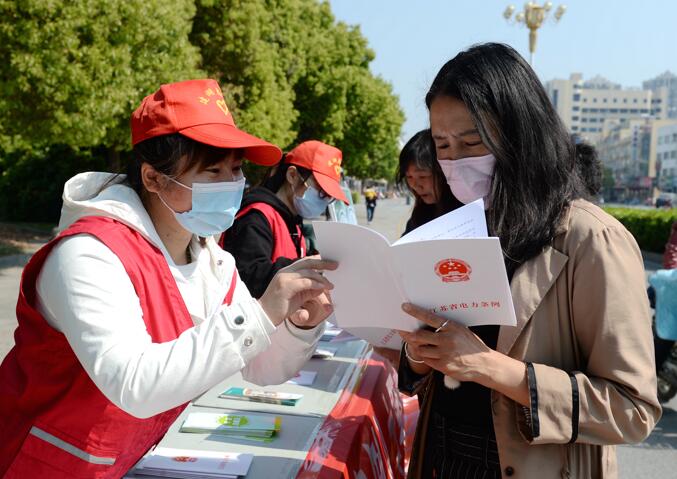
405;200;662;479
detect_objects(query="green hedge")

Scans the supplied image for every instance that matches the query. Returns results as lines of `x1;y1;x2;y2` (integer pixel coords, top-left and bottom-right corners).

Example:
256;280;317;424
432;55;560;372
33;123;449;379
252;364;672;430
603;207;677;254
351;190;361;205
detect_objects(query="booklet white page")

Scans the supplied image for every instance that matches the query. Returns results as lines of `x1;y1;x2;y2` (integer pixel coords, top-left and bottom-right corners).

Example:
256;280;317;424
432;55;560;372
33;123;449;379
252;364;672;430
313;199;516;349
394;198;487;245
312;222;418;332
392;238;516;327
140;447;253;477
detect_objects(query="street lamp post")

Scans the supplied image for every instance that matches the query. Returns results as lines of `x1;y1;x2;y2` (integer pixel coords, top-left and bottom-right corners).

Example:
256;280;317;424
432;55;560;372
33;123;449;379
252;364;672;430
503;2;566;66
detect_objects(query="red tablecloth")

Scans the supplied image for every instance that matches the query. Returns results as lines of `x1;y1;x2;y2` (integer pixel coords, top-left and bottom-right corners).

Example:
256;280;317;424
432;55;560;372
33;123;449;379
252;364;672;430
296;353;419;479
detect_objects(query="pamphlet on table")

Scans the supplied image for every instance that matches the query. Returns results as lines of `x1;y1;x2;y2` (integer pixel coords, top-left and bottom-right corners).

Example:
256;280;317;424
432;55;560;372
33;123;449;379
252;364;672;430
136;447;253;478
285;370;317;386
314;199;516;349
180;412;281;442
219;387;303;406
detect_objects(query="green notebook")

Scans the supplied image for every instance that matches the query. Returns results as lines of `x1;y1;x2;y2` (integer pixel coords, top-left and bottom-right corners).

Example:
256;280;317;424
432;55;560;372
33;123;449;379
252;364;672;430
180;412;282;442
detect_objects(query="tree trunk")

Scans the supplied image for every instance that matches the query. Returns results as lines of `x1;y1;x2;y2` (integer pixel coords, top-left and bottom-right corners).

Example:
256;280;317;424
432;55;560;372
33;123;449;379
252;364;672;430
106;148;121;173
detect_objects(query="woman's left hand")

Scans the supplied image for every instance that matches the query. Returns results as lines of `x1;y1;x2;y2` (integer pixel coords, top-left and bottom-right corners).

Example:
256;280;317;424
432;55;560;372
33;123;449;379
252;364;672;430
398;302;496;384
289;291;334;329
399;302;531;406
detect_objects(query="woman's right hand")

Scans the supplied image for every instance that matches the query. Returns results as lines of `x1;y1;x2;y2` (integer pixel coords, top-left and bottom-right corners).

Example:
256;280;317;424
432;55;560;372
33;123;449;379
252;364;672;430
258;256;338;326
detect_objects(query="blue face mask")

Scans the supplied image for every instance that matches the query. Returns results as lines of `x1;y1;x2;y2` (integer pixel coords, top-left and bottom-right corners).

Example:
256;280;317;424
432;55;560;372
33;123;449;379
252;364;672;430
159;176;246;236
293;185;332;219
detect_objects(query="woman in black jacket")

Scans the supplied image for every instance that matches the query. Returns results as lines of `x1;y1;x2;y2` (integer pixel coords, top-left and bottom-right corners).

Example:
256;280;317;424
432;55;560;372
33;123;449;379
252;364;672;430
222;140;347;298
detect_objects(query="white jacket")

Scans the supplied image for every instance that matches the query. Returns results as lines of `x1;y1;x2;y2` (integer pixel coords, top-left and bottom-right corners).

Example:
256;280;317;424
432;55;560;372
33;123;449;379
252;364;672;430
35;172;323;419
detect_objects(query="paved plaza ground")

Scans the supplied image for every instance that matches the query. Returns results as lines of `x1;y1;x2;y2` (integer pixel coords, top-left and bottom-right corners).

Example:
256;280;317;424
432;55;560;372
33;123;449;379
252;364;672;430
0;197;675;477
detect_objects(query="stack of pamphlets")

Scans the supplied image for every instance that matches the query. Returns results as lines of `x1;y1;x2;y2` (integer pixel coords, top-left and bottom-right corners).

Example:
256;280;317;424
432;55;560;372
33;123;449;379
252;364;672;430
180;412;281;442
136;447;253;478
219;387;303;406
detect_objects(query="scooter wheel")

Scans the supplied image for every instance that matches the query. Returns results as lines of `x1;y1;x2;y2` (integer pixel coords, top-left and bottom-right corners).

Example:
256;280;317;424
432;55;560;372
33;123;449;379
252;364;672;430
657;374;677;403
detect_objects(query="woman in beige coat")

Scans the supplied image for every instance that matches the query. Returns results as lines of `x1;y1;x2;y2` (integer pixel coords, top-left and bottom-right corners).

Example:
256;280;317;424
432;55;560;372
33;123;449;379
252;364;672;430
398;43;661;478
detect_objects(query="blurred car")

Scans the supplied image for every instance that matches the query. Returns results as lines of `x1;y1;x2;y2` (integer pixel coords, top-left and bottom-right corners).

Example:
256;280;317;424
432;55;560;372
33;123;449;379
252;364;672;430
656;197;673;208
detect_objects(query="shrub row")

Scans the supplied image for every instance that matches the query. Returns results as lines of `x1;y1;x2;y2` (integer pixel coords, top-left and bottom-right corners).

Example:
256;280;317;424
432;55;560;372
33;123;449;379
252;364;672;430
604;207;677;254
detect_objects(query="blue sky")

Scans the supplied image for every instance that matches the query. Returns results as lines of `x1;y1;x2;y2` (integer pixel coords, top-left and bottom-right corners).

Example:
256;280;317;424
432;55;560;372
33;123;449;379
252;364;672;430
328;0;677;141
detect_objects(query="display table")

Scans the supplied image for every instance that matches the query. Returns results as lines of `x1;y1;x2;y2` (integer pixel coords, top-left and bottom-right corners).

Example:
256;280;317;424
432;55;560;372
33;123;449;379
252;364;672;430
125;338;418;479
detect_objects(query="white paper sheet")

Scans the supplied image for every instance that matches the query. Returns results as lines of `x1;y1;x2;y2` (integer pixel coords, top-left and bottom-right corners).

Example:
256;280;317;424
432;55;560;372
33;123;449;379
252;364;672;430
392;238;516;327
286;370;317;386
139;447;253;477
313;200;516;349
312;221;419;331
343;327;402;350
394;198;487;245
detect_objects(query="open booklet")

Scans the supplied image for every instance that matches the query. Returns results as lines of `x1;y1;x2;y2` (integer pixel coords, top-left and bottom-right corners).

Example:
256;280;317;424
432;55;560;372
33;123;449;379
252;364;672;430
313;199;516;349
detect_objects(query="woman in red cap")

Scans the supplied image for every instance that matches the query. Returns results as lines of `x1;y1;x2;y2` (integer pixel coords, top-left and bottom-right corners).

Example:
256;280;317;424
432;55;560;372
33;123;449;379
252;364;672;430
0;80;337;478
222;140;349;298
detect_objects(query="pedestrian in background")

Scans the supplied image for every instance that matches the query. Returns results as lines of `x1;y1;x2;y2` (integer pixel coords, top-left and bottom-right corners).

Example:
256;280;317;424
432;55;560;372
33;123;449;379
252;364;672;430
365;187;377;223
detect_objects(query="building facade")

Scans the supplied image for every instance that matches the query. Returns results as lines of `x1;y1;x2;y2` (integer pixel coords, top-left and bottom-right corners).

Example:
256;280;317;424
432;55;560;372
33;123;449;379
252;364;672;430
654;120;677;193
545;74;668;143
643;71;677;119
595;118;677;202
596;118;653;202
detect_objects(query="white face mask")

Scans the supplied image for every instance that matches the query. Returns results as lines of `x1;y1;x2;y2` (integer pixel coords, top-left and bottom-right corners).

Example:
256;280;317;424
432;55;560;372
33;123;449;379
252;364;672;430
438;154;496;207
158;175;246;236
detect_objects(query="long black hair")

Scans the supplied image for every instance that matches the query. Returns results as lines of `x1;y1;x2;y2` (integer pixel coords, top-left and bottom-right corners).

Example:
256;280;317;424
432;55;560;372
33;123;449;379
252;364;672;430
396;129;459;232
426;43;583;270
574;140;602;199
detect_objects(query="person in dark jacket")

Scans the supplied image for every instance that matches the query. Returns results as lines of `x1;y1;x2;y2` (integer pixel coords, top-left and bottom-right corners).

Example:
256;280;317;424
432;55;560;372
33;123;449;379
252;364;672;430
364;188;377;223
222;140;348;298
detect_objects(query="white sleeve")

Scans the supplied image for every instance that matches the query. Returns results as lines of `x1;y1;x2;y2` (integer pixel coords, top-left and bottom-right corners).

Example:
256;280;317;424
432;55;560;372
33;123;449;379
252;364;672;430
228;271;325;385
242;318;325;385
36;235;275;419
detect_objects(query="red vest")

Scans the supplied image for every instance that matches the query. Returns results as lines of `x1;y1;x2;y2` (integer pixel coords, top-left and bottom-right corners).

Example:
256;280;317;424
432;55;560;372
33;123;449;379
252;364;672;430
234;202;306;261
0;216;237;478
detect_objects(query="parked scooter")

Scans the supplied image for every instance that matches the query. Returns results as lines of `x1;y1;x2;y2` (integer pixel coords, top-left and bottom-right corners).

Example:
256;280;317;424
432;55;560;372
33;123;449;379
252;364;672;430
657;345;677;403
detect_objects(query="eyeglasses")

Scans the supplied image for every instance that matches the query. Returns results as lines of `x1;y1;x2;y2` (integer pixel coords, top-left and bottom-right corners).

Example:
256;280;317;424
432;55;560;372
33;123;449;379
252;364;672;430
303;179;335;203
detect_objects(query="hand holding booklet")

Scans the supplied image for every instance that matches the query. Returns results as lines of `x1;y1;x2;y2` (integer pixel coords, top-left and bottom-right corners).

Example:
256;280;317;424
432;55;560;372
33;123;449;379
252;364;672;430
313;199;516;349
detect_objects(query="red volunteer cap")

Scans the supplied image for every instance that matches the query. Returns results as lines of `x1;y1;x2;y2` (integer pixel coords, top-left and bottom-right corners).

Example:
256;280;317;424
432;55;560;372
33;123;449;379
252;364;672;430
285;140;348;204
131;79;281;166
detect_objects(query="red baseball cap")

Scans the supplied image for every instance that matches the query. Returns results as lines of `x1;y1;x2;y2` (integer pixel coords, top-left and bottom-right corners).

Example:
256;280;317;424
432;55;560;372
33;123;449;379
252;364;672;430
131;79;281;166
285;141;348;204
